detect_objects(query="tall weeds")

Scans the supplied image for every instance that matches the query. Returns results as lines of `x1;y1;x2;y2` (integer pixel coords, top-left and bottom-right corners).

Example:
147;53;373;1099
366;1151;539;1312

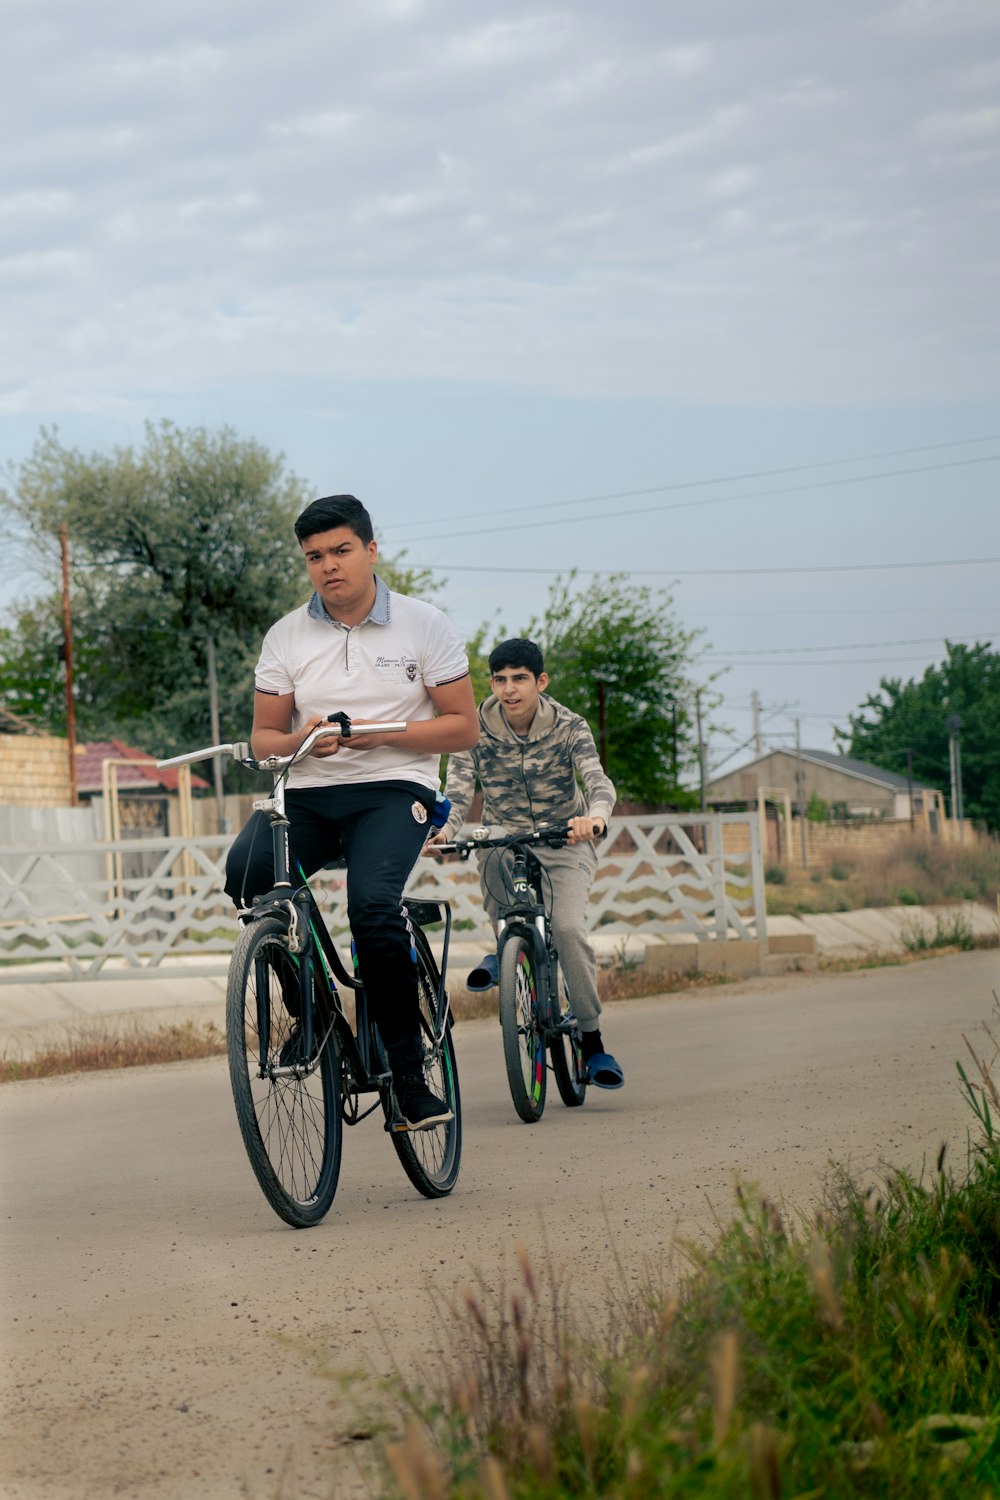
385;1035;1000;1497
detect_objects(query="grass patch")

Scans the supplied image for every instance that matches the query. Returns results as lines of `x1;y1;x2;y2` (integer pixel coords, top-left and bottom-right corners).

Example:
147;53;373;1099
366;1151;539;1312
449;963;731;1021
765;835;1000;917
903;912;978;954
383;1032;1000;1498
0;1019;227;1082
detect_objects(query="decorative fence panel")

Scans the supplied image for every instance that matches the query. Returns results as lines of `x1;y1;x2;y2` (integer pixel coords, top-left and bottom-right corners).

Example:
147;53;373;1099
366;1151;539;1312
0;814;765;983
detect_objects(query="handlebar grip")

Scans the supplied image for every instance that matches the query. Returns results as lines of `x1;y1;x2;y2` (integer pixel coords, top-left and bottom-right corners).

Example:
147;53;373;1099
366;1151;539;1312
156;742;249;769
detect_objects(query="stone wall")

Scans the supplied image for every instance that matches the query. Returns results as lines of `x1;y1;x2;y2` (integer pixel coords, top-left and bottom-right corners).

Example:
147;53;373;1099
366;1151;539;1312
0;734;73;807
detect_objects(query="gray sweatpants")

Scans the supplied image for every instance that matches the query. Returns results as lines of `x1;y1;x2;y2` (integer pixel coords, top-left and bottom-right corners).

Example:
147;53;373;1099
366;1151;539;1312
478;840;603;1032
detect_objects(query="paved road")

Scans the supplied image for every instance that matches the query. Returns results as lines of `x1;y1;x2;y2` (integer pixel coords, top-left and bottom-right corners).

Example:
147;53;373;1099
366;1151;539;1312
2;950;997;1500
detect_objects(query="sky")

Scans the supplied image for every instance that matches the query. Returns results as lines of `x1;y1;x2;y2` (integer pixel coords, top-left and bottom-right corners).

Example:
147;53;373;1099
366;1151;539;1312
2;0;999;783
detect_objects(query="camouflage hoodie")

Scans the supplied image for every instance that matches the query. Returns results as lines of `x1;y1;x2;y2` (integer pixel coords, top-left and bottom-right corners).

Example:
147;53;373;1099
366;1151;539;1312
439;693;616;839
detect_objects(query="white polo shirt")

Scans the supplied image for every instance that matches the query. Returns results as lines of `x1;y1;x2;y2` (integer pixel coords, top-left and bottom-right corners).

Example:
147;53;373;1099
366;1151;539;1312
254;577;469;792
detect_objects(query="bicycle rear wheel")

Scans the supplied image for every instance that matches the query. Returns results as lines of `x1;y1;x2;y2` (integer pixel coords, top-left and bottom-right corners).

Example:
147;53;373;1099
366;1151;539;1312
550;1008;588;1108
226;916;343;1228
384;926;462;1197
498;933;547;1122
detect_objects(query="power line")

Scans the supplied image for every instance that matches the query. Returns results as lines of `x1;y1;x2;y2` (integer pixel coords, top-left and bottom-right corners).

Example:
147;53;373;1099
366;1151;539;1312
699;605;1000;618
704;654;949;667
382;432;1000;535
388;452;1000;545
705;633;995;658
412;555;1000;579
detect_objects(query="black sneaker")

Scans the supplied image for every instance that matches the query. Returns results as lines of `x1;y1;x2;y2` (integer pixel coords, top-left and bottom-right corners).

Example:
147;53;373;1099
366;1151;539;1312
394;1072;453;1131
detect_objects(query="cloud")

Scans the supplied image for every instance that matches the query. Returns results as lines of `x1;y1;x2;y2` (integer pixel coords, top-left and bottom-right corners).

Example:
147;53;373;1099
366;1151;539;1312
917;105;1000;142
269;110;364;141
2;0;998;412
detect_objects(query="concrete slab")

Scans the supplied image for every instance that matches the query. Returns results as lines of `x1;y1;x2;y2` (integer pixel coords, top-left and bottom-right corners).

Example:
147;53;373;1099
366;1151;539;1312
0;903;994;1059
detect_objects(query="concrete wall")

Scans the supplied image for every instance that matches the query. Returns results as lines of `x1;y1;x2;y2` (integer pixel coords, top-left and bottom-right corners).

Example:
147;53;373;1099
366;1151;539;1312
0;733;74;808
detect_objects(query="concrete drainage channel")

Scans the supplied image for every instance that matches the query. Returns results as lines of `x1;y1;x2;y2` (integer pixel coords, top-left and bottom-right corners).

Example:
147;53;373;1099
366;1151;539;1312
0;902;995;1064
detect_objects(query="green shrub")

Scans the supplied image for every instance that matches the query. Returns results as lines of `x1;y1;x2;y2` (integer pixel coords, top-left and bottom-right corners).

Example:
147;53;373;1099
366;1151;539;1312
895;886;920;906
903;912;976;952
806;792;829;823
764;864;787;884
829;863;851;881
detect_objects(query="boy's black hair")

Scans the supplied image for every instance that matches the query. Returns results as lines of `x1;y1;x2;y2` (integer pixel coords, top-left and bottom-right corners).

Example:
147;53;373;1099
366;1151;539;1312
488;638;545;679
294;494;374;545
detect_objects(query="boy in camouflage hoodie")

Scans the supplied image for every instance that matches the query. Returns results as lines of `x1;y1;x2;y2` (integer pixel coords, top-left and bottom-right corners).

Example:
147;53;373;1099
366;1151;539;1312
430;638;624;1089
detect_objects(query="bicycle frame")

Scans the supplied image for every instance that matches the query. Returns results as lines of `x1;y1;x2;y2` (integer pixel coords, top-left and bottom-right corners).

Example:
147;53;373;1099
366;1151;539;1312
494;846;560;1030
440;827;581;1037
160;714;453;1105
247;811;454;1113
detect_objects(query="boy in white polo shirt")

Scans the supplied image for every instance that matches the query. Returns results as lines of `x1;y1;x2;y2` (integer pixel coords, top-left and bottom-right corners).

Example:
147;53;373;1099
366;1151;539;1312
225;494;478;1129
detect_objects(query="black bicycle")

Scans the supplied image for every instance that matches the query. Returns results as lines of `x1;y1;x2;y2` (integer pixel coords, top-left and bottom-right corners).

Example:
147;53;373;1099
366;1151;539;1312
434;825;591;1123
158;715;461;1228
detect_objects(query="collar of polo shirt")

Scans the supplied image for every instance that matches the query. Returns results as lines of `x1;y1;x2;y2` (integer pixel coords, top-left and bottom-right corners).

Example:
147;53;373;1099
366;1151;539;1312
307;574;392;629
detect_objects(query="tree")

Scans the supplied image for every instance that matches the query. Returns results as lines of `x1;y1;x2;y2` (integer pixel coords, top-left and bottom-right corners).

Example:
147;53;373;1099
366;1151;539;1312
838;642;1000;832
526;574;704;804
0;422;434;759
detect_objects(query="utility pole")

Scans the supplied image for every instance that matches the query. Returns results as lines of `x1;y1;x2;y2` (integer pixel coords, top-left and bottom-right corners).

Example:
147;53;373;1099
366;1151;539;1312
946;714;964;843
205;634;228;833
905;747;914;833
695;689;707;810
59;525;78;805
595;680;608;771
795;716;807;868
751;690;762;755
670;698;679;786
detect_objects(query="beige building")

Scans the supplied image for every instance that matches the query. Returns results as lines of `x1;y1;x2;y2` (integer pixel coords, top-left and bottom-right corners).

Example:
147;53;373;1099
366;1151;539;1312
706;747;945;827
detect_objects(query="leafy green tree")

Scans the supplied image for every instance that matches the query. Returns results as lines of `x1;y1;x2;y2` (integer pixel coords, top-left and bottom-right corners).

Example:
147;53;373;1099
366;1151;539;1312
0;422;433;759
524;574;704;804
839;642;1000;832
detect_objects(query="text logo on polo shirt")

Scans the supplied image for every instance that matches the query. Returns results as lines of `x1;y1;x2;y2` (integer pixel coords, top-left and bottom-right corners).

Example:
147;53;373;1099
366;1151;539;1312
376;653;420;684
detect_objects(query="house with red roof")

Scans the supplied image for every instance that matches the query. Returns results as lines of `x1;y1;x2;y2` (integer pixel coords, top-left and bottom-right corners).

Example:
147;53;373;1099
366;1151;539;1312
74;740;210;798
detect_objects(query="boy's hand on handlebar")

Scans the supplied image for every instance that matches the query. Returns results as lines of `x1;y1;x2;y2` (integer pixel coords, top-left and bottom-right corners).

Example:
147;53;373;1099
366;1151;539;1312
566;815;605;844
335;718;403;753
302;718;342;759
423;830;448;857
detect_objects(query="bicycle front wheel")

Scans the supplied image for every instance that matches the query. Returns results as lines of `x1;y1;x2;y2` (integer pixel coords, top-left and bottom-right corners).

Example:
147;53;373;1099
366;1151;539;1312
226;916;343;1228
498;933;547;1122
385;926;462;1198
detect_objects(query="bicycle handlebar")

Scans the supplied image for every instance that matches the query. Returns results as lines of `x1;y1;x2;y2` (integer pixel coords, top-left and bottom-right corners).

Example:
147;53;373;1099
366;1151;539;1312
432;823;600;860
156;714;407;772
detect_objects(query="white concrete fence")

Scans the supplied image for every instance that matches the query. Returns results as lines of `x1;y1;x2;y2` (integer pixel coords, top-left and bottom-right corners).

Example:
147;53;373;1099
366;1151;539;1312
0;813;766;983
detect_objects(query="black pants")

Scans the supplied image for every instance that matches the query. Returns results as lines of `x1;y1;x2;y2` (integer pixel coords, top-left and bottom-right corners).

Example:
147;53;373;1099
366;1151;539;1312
224;783;433;1072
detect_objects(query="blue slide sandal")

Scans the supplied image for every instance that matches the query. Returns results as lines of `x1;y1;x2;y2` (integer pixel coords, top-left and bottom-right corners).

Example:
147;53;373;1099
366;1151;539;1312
587;1052;624;1089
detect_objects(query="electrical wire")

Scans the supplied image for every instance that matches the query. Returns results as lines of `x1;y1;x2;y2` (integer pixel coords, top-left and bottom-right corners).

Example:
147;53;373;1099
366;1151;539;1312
410;555;1000;579
381;433;1000;536
389;452;1000;545
704;633;995;658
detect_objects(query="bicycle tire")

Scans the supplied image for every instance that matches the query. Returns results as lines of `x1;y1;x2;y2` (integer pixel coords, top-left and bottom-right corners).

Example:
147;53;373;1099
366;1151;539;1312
226;916;343;1228
550;1024;588;1107
498;932;547;1122
383;926;462;1197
